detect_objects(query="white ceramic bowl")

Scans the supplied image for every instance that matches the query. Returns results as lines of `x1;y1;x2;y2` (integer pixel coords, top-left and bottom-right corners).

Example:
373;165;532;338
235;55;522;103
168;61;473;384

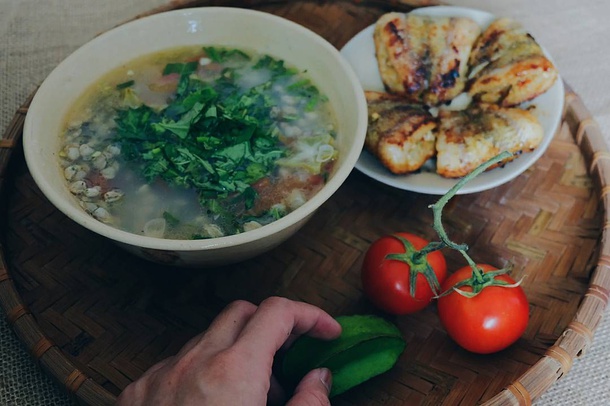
23;7;367;267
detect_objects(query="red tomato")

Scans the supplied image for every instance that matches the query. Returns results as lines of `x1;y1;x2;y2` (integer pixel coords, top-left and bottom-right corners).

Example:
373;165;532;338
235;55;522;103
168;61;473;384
361;232;447;315
437;264;529;354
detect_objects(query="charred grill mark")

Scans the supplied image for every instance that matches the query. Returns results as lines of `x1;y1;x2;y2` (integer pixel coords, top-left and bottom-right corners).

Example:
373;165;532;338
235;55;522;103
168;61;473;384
404;68;424;95
406;47;431;95
414;116;436;131
392;104;428;114
385;20;404;47
408;65;427;94
477;29;505;62
440;60;460;89
480;76;501;85
416;64;428;79
386;115;433;145
498;85;513;105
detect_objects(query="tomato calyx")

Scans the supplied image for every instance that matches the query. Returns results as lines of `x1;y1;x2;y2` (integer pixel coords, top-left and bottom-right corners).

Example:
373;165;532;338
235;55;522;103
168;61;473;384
439;265;522;298
384;234;444;297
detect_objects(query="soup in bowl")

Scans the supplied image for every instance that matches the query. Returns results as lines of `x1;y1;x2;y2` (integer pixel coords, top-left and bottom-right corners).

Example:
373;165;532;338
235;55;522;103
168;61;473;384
23;7;368;267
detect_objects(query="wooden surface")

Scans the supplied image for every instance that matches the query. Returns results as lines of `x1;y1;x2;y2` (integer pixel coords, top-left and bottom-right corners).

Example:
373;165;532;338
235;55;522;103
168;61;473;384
1;1;609;405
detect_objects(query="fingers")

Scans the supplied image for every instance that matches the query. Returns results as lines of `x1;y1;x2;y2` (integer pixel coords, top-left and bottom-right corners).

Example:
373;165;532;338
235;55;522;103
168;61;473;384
177;300;257;358
286;368;332;406
119;297;339;406
267;374;287;406
139;357;171;379
234;297;341;366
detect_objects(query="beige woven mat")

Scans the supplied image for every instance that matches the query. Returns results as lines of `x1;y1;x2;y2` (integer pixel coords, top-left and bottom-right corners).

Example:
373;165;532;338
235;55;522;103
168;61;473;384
1;0;609;405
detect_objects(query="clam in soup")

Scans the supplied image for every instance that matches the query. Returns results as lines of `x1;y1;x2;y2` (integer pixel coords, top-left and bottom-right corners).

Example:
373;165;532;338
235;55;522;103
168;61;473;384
59;46;338;240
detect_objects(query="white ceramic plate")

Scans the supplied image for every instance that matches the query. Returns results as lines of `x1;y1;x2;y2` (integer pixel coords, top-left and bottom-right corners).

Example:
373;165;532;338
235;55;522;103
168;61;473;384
340;6;564;195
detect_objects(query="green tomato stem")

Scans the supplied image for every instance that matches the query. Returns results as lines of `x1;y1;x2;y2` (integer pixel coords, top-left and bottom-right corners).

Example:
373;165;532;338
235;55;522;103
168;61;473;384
429;151;513;282
383;151;516;300
413;241;446;259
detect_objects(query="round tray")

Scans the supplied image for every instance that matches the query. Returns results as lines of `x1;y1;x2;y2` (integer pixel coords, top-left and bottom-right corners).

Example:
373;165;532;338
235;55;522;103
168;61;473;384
2;1;610;405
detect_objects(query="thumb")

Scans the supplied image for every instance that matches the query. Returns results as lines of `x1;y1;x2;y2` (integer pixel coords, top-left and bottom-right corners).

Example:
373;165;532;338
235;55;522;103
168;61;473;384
286;368;333;406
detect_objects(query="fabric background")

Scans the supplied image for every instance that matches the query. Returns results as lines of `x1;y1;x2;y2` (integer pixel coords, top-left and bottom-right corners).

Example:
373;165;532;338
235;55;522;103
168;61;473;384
1;0;608;404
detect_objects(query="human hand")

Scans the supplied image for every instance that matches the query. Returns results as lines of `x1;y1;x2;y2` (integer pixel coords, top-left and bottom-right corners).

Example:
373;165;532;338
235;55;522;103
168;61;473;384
116;296;342;406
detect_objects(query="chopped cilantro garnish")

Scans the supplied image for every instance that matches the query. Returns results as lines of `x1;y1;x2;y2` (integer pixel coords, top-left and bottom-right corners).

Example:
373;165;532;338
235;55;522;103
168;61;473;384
253;55;299;78
162;211;180;227
162;61;199;76
204;47;250;63
112;47;332;233
287;78;327;111
113;53;288;219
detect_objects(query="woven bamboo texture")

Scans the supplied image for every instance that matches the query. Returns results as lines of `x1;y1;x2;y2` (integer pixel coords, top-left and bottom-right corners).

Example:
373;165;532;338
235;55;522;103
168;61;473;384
1;1;609;405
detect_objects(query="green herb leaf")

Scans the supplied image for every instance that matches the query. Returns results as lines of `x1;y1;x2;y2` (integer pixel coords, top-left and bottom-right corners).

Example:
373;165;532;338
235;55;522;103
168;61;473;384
204;47;251;63
162;61;199;76
162;211;180;227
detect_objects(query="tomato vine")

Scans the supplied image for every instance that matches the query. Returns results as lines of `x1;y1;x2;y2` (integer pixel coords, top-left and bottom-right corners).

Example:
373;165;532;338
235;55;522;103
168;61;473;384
361;150;530;353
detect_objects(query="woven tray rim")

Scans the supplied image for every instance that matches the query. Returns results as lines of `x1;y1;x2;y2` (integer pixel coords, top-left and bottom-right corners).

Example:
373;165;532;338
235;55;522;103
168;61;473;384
1;1;609;405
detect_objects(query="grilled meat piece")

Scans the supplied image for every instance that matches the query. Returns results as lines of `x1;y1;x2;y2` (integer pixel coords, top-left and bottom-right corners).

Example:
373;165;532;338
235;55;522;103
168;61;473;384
365;91;437;174
436;104;544;178
468;18;559;107
374;13;427;101
374;12;480;105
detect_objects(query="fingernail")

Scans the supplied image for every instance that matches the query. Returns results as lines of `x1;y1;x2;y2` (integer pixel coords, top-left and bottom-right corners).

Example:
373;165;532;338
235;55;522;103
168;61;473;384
318;368;332;394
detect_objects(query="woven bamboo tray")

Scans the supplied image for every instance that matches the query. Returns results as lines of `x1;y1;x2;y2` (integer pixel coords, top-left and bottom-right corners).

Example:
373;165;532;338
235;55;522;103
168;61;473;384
1;1;610;405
